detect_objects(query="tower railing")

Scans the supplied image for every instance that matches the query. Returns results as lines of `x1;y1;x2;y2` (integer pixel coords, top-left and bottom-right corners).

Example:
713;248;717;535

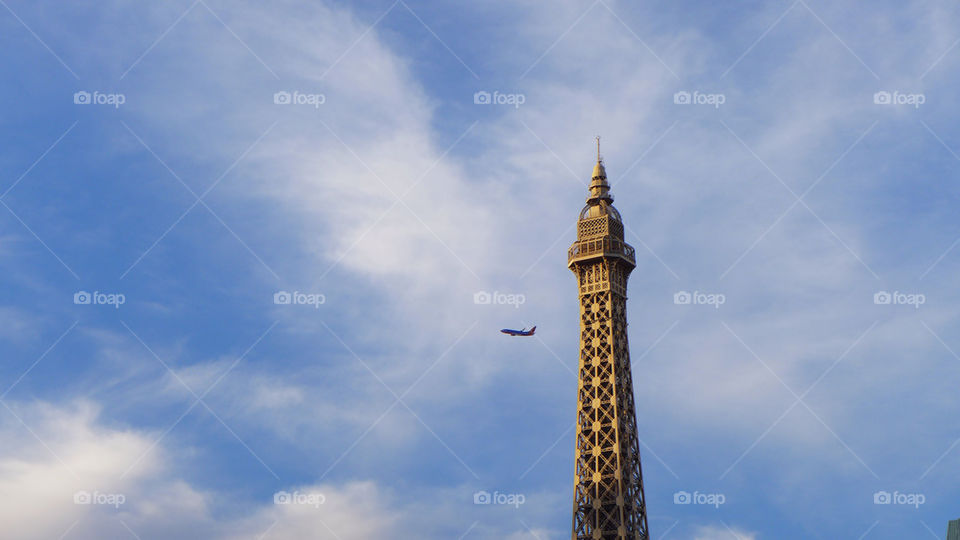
568;237;636;266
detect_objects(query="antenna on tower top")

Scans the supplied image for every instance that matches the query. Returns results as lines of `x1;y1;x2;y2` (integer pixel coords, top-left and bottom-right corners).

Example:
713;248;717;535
596;135;602;163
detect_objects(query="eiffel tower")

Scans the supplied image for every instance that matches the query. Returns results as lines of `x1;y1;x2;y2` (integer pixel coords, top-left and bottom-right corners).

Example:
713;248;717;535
568;140;649;539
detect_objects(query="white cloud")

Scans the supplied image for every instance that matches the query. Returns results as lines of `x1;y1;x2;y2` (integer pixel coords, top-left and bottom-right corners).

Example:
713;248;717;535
221;481;401;540
694;524;757;540
0;401;420;539
0;400;165;540
0;400;574;539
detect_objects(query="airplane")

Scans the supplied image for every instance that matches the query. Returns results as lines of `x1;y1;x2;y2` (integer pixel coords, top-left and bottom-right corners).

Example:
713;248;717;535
501;326;536;337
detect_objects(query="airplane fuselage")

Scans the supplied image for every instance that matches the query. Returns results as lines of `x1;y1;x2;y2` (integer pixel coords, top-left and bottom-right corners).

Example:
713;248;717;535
500;327;535;336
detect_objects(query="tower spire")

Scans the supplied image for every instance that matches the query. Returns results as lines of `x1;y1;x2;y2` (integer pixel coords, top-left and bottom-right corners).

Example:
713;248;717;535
588;138;612;206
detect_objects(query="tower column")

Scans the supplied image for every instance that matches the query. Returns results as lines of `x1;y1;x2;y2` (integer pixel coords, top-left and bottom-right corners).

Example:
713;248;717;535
569;149;649;540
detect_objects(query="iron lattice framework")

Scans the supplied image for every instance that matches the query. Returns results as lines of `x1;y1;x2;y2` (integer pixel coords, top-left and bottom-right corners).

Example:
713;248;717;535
568;149;649;540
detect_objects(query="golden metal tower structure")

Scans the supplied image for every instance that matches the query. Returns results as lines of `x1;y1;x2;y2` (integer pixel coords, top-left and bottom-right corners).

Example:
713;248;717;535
568;140;649;539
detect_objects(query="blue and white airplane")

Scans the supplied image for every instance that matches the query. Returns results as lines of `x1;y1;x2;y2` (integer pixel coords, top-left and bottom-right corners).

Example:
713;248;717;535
500;326;536;337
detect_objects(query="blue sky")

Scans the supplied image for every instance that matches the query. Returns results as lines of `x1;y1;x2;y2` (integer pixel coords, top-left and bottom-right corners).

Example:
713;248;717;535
2;0;960;538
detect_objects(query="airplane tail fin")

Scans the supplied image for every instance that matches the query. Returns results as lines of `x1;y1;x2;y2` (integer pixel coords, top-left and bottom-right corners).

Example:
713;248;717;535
530;326;536;334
